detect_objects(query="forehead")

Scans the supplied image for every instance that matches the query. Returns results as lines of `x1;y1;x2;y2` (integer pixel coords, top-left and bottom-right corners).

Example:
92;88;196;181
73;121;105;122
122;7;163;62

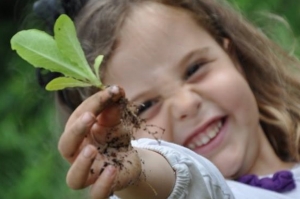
104;2;211;99
120;2;200;43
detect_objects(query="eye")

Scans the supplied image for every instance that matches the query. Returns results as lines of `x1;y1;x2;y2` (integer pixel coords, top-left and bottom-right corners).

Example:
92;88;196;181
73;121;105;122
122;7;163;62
137;99;159;115
184;62;204;80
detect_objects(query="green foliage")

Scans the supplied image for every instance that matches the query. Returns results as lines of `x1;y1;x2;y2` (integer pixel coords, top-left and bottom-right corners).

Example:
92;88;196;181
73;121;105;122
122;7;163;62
227;0;300;56
1;0;300;199
11;14;103;91
0;52;88;198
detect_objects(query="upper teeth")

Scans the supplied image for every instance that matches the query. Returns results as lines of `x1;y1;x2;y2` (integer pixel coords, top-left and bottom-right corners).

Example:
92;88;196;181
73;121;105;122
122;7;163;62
188;120;222;149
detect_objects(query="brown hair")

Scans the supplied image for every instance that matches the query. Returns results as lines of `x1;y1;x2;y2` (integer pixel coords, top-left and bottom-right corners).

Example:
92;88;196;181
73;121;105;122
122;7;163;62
65;0;300;162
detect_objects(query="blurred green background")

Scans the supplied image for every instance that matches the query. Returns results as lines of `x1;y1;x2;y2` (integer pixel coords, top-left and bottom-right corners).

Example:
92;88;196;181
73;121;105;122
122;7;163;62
0;0;299;198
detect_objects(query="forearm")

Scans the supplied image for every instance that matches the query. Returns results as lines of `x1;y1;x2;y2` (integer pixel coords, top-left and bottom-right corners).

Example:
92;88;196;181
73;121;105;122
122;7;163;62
115;148;176;199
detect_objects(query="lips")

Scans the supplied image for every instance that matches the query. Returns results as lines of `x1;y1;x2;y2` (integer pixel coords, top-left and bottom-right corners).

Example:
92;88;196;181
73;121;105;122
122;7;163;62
184;117;225;151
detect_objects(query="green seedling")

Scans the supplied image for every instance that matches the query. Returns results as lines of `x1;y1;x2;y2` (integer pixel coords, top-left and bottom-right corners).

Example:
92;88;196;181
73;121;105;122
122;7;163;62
10;14;163;193
9;14;165;137
10;13;148;135
11;14;103;91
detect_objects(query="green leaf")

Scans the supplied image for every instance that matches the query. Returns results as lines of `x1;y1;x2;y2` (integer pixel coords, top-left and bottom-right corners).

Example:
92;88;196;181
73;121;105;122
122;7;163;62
93;55;104;81
46;77;91;91
54;15;97;82
11;30;89;81
11;14;104;91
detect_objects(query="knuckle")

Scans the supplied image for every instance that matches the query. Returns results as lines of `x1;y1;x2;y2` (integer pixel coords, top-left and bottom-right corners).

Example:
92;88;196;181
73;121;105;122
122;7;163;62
57;138;74;160
93;92;109;112
95;90;108;103
66;176;84;190
58;147;71;159
90;187;108;199
57;138;65;156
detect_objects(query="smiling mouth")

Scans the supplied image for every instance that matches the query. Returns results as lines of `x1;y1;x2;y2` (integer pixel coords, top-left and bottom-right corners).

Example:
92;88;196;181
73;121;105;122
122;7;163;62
187;119;224;150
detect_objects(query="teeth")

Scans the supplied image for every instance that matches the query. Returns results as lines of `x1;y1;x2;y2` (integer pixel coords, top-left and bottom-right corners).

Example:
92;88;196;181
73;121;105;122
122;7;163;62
196;139;203;146
188;120;222;150
188;143;196;149
208;125;218;138
201;135;210;145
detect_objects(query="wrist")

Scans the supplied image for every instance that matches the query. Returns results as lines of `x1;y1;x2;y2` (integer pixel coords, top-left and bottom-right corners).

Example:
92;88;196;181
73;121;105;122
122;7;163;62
115;147;175;199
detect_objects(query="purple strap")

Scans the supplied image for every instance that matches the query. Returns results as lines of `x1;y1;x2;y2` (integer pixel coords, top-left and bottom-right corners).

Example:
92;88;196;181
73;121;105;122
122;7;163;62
237;170;296;193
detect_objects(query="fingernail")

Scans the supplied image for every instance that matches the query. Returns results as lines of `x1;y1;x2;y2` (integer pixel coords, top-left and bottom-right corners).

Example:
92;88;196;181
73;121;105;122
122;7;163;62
83;145;94;158
81;112;93;124
109;85;119;94
106;165;116;175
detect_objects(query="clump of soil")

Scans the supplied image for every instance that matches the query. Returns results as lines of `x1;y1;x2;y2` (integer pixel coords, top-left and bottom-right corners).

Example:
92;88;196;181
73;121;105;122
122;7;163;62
90;91;164;192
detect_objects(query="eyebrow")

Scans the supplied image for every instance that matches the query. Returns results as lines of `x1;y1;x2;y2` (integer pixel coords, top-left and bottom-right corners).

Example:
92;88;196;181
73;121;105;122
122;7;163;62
130;47;210;102
178;47;210;68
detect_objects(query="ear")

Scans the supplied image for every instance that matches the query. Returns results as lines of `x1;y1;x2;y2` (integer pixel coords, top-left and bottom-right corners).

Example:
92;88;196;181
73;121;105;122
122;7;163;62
222;38;236;62
222;38;244;74
223;38;230;50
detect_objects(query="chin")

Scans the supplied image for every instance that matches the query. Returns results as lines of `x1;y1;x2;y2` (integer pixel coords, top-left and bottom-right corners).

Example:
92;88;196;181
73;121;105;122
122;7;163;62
219;169;236;179
213;159;243;179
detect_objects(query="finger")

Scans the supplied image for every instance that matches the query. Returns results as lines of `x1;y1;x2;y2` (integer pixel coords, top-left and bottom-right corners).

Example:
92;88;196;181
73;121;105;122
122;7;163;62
87;89;125;145
92;101;123;137
58;112;95;161
96;101;122;127
66;145;97;190
66;85;125;129
91;104;123;144
90;165;117;199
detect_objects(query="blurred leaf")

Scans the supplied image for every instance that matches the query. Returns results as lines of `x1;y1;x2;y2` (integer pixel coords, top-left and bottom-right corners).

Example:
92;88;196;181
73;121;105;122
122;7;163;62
11;29;89;81
46;76;91;90
54;14;96;80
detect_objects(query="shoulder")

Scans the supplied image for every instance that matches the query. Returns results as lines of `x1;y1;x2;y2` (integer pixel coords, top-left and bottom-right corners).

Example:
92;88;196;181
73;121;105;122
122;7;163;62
287;163;300;198
292;163;300;178
227;163;300;199
226;180;295;199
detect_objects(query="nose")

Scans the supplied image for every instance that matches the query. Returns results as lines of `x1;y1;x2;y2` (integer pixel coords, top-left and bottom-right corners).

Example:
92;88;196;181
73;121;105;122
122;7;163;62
171;87;201;120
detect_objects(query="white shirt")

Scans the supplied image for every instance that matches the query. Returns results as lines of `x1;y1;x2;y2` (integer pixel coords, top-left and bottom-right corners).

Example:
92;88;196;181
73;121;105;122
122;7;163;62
111;138;300;199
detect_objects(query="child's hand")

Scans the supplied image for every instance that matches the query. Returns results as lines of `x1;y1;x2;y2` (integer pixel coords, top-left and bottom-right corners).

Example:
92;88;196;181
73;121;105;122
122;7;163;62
58;86;142;198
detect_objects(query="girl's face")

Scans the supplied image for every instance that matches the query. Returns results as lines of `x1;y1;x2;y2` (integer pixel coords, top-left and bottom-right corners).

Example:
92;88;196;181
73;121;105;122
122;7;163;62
105;3;272;178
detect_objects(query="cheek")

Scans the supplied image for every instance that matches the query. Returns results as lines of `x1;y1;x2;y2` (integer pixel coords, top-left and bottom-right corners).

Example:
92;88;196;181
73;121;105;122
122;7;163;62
134;121;173;142
212;156;242;178
207;69;257;115
134;129;154;140
134;128;173;141
134;115;173;141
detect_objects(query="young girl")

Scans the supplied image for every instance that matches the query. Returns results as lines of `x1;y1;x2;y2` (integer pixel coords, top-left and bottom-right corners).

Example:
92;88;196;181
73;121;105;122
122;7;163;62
33;0;300;198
